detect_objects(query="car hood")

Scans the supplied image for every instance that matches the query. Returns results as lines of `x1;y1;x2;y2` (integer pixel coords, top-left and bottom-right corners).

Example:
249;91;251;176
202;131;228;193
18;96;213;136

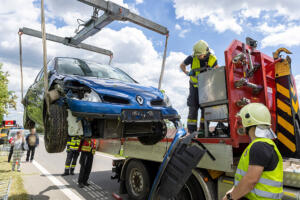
64;75;164;100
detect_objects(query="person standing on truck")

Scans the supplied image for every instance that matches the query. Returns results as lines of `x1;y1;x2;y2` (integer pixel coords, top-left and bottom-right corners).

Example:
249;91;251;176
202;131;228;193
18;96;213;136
26;128;39;162
223;103;283;200
77;137;96;188
180;40;218;133
62;136;81;176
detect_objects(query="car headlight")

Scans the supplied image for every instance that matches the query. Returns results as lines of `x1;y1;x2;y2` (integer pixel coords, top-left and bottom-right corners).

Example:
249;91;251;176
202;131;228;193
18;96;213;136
163;93;172;107
82;90;102;102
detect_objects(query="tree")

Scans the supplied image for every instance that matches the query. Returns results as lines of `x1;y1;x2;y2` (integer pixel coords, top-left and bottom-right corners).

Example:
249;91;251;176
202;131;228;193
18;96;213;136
0;63;17;123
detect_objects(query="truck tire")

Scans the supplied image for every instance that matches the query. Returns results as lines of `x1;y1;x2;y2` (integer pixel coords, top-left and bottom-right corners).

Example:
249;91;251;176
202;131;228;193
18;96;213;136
23;108;35;129
44;104;68;153
125;160;150;200
176;174;205;200
138;122;167;145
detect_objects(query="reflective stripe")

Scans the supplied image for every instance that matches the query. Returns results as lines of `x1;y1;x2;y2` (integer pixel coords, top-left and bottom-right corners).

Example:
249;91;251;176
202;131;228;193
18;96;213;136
65;165;70;169
235;180;283;199
252;188;283;199
236;169;283;187
187;119;197;125
71;165;76;168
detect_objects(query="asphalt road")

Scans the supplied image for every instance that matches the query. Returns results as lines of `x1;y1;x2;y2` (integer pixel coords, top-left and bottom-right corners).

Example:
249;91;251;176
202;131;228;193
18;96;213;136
21;136;128;200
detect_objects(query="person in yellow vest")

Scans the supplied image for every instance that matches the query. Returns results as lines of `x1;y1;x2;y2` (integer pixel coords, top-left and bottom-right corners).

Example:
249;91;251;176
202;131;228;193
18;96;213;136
180;40;218;133
78;138;96;188
62;136;81;176
223;103;283;200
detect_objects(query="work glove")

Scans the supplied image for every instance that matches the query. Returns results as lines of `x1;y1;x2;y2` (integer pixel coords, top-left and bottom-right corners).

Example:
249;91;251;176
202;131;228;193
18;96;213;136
187;70;195;76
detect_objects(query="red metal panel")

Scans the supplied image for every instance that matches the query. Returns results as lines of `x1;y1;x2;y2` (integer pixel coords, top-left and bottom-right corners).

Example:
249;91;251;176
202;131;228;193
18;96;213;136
224;40;276;147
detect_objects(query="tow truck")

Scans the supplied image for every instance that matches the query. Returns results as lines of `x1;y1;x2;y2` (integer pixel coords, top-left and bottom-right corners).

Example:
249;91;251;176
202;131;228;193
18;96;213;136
100;38;300;199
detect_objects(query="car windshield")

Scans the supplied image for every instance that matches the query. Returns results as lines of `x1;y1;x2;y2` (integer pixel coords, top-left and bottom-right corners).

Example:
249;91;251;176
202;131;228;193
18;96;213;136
57;58;136;83
1;129;9;134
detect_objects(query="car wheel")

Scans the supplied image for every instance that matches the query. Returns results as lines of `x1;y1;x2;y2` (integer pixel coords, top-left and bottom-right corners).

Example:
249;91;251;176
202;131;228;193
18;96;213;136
23;108;35;129
175;175;205;200
44;104;68;153
125;160;151;200
138;122;167;145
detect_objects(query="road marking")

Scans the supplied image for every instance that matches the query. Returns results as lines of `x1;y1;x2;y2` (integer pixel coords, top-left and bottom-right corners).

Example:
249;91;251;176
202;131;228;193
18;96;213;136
32;160;83;200
95;152;123;160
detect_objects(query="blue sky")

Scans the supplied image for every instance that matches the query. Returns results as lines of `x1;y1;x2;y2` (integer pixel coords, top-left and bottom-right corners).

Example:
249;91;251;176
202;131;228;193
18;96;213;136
1;0;300;125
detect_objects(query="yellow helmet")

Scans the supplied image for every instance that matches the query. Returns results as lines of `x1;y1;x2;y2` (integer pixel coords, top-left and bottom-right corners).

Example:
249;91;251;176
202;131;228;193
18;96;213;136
238;103;271;127
193;40;209;56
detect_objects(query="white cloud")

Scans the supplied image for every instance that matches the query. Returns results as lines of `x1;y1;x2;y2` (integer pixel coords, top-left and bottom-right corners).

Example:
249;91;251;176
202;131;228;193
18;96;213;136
257;23;286;35
175;24;181;30
178;29;190;38
261;26;300;47
172;0;300;35
135;0;144;4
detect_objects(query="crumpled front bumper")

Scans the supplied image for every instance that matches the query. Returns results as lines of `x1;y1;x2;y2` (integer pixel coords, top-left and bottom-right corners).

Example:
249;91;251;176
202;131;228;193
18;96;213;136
66;99;180;121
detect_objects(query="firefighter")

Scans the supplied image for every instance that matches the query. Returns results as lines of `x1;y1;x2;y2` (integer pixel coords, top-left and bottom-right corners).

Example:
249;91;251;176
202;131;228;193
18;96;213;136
62;136;81;176
78;137;96;188
180;40;218;133
223;103;283;200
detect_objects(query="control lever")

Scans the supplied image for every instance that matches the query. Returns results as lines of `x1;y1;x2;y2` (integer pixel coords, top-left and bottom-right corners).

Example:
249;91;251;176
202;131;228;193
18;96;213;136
234;78;263;94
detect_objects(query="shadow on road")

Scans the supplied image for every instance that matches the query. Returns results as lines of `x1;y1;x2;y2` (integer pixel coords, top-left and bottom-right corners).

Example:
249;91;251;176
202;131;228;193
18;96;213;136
39;170;127;200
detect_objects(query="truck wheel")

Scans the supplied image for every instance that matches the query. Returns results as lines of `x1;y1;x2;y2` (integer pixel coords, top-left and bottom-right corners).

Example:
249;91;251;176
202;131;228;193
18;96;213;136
125;160;150;200
138;122;167;145
23;108;35;129
44;104;68;153
176;174;205;200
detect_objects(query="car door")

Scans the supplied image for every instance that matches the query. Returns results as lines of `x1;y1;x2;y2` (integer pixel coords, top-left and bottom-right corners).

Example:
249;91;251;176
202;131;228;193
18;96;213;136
26;59;56;125
33;59;56;125
25;69;43;124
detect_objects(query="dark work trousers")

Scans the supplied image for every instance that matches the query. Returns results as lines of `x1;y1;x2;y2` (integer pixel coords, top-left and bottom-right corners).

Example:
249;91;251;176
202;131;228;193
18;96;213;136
187;83;204;133
26;146;36;161
78;151;94;184
8;146;13;162
65;150;80;171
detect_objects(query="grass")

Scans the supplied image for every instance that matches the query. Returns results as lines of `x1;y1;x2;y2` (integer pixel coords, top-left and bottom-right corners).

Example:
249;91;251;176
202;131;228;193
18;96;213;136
0;151;29;200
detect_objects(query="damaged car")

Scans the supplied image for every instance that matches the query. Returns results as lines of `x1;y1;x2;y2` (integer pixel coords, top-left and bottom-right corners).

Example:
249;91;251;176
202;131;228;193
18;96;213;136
23;57;180;153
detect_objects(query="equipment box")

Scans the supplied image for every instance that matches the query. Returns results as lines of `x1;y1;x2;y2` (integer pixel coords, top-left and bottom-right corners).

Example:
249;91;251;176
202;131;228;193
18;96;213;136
197;67;227;107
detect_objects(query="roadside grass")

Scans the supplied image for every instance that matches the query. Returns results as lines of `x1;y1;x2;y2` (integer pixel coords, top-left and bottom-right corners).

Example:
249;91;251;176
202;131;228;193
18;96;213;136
0;153;29;200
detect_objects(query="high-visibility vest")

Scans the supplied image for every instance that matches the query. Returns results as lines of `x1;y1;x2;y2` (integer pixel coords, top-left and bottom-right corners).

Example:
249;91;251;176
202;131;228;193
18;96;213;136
234;138;283;199
81;139;96;155
67;136;81;151
190;54;217;87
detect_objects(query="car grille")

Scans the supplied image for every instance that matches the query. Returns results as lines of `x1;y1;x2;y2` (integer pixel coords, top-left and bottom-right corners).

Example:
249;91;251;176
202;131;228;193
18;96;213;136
151;99;165;106
102;95;130;104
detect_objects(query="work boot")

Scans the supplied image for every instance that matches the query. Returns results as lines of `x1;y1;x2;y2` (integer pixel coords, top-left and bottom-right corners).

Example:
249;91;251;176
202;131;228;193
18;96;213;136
61;169;70;176
78;183;84;188
83;182;90;186
70;168;75;175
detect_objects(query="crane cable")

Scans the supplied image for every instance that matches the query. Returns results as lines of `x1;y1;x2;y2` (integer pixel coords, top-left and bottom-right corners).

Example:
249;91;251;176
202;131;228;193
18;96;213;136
158;34;169;90
18;31;24;102
41;0;50;115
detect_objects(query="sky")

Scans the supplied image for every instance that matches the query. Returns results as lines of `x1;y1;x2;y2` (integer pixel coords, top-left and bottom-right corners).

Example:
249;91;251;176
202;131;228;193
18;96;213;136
1;0;300;126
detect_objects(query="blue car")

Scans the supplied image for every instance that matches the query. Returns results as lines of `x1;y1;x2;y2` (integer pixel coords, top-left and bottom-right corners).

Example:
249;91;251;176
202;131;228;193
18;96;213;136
23;57;179;153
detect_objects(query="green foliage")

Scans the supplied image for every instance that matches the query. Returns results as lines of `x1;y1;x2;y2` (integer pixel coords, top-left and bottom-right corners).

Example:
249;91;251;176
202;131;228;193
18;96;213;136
0;63;17;122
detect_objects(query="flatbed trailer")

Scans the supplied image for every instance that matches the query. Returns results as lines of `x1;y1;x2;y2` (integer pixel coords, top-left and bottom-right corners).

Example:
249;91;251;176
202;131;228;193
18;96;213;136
99;38;300;200
100;134;300;199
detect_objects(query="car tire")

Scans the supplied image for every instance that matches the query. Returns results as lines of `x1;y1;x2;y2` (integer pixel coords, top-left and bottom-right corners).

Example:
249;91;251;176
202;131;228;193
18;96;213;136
44;104;68;153
175;174;205;200
23;108;35;129
138;122;167;145
125;160;151;200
